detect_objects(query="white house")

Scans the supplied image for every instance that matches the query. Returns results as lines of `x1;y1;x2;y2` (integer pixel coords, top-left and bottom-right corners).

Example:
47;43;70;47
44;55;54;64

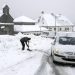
38;12;74;32
38;12;74;37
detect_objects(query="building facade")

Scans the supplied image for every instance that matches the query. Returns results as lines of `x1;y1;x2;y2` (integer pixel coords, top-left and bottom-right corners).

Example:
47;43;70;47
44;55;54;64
0;5;14;35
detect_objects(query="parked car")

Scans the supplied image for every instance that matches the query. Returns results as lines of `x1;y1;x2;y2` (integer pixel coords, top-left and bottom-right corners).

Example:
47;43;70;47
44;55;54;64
51;36;75;64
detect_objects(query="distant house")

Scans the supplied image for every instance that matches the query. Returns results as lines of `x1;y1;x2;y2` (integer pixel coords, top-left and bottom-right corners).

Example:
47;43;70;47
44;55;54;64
14;16;40;35
38;12;74;37
0;5;14;35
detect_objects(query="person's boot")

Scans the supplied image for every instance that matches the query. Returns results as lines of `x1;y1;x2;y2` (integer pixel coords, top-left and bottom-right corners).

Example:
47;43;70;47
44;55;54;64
27;48;32;51
22;47;24;50
22;48;24;50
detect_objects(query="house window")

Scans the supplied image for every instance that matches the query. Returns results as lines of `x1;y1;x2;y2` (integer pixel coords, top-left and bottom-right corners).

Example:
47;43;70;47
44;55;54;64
43;32;49;35
65;28;69;31
59;28;62;31
54;28;56;31
46;27;48;29
49;28;52;31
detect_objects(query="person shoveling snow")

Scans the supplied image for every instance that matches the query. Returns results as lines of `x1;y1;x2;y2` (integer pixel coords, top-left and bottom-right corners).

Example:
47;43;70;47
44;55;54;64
20;37;32;51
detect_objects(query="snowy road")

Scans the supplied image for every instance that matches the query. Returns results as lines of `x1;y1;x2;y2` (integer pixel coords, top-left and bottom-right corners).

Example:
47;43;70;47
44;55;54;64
48;57;75;75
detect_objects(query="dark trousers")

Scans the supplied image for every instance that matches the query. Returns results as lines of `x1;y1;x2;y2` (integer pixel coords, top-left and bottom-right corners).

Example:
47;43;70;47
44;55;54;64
20;41;29;50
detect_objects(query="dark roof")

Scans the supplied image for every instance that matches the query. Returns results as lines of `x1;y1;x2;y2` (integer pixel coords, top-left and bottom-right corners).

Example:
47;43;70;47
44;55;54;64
3;5;9;9
0;14;13;23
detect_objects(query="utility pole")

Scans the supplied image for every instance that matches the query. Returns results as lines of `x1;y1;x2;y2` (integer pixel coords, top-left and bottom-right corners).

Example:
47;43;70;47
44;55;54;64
54;15;57;36
51;13;57;37
51;13;61;37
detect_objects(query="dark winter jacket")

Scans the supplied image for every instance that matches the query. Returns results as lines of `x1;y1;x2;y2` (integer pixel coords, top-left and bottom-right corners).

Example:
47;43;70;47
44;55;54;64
20;37;31;42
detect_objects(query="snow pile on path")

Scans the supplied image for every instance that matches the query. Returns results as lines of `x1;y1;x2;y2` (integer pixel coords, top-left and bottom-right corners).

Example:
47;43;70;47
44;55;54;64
29;35;53;55
15;33;53;55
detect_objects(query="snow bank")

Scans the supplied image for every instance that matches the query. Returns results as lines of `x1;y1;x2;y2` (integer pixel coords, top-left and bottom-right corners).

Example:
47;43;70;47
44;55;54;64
0;33;54;75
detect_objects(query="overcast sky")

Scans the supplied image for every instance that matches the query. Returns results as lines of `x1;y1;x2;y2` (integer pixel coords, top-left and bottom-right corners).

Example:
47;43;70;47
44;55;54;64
0;0;75;24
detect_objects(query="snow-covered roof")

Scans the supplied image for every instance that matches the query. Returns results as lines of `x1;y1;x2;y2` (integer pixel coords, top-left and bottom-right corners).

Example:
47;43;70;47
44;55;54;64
14;25;40;32
41;13;73;26
14;16;35;23
43;13;55;26
56;14;73;26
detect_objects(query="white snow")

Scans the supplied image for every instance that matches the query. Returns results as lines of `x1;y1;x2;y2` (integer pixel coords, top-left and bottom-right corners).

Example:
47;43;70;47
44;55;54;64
14;16;35;22
0;33;54;75
40;27;48;31
14;25;40;32
56;14;73;26
42;13;55;26
73;26;75;31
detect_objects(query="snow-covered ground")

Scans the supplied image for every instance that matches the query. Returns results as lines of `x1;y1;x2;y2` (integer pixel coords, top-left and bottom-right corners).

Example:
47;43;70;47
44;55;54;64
0;33;54;75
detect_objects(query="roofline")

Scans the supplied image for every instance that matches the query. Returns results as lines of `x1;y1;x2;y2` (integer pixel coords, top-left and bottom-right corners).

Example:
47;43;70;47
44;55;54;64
14;22;35;25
